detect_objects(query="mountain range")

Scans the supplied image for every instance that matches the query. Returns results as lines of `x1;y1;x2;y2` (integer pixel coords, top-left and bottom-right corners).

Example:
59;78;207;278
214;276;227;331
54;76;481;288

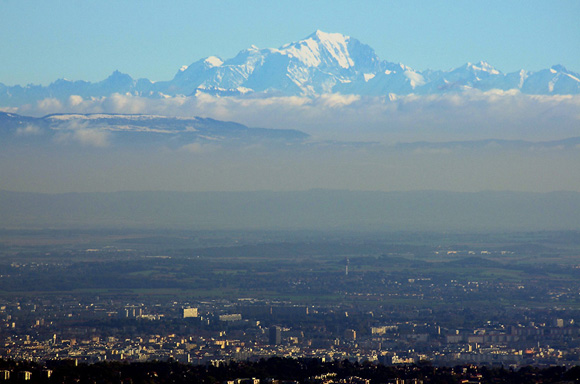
1;30;579;107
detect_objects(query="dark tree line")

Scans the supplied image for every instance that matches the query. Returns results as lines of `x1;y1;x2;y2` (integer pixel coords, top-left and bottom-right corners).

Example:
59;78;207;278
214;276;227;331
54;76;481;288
1;358;579;383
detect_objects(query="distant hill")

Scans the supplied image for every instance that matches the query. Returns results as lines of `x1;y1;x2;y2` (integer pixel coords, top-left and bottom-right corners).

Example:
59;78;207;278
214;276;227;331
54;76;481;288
3;111;580;151
0;112;308;147
1;190;579;231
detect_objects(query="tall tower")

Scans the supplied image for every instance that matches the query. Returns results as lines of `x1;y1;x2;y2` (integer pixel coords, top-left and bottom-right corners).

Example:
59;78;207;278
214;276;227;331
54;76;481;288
269;326;281;345
345;257;350;276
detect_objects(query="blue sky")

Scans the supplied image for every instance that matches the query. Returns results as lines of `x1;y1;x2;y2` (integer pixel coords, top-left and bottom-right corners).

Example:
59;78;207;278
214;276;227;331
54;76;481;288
1;0;579;86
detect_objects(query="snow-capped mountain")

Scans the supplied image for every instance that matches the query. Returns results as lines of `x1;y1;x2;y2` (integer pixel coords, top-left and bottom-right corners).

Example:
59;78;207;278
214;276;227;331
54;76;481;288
164;30;386;96
0;30;579;106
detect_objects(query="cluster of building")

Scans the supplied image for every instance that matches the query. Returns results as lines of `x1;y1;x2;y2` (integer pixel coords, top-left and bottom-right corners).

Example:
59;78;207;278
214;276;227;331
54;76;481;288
1;295;579;369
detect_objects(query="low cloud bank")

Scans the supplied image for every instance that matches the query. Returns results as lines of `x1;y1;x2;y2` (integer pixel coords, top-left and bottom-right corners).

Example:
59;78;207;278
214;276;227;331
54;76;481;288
53;121;110;147
15;91;580;142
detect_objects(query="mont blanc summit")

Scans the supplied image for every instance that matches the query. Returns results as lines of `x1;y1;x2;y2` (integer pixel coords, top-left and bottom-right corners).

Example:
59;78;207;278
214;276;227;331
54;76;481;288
0;31;579;107
169;30;383;96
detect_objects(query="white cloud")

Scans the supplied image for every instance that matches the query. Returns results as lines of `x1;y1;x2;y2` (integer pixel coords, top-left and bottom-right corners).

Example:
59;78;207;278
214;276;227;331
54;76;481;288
68;95;84;106
16;91;580;143
72;128;110;147
15;124;43;136
180;142;219;154
37;97;63;112
54;121;110;147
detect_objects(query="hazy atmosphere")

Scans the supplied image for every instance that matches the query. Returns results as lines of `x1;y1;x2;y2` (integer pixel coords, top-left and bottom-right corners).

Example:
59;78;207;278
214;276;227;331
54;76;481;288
1;1;579;199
